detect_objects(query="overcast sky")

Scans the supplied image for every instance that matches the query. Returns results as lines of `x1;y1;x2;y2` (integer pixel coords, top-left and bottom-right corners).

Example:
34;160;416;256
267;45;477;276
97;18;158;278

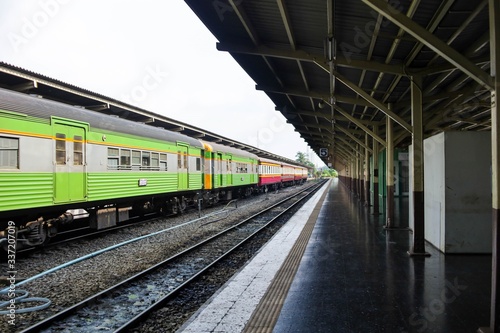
0;0;323;166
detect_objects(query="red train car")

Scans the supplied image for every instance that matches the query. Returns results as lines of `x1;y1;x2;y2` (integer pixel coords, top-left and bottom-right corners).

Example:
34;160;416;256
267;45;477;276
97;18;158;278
258;158;282;189
294;166;305;183
281;163;295;185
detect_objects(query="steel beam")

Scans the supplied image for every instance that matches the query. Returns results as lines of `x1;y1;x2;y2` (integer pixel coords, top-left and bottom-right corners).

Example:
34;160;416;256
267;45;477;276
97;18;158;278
334;147;350;162
330;103;386;147
336;144;356;161
216;43;406;75
337;136;364;158
282;108;374;126
258;85;377;109
277;0;295;49
362;0;494;91
11;80;38;92
228;0;260;45
330;69;413;133
335;124;373;154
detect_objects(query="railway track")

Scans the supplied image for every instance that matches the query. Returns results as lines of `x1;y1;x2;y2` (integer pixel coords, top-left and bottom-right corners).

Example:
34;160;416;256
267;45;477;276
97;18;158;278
11;187;267;259
20;180;326;333
14;211;177;257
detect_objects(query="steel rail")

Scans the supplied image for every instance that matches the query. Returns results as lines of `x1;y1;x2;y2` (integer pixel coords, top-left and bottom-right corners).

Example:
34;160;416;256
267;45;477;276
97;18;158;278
20;180;325;333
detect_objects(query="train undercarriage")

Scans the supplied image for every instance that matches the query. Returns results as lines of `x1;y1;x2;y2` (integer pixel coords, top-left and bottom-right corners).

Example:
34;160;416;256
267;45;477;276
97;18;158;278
0;186;259;251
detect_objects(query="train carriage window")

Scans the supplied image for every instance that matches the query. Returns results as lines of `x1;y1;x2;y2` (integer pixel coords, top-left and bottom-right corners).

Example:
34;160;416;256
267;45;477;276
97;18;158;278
0;137;19;169
73;135;83;165
107;148;119;169
120;150;131;168
196;157;201;171
177;151;182;169
142;152;150;167
108;148;119;156
160;153;167;171
55;133;66;165
184;153;188;170
132;150;141;165
151;153;159;169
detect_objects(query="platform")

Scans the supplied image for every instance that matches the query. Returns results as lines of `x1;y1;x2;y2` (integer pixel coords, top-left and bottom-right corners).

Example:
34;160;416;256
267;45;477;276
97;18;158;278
178;178;491;333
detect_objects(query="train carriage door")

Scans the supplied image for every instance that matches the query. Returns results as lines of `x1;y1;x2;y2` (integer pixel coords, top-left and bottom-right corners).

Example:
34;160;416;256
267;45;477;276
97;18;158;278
227;155;233;186
217;153;223;187
53;119;87;203
177;144;188;190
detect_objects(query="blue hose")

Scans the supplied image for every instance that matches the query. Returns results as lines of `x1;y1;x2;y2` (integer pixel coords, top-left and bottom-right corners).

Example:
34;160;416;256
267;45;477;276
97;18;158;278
0;206;238;314
0;289;51;314
1;206;236;293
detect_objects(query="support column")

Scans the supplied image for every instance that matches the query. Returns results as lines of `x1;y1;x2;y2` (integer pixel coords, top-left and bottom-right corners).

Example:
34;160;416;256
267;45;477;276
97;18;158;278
386;113;395;228
409;75;429;256
358;147;364;201
373;124;380;215
481;1;500;332
490;73;500;333
365;133;371;207
353;155;358;196
350;158;354;191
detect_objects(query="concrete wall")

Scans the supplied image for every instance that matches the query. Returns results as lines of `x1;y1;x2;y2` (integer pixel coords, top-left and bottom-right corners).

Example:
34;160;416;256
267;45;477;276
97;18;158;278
424;132;445;251
424;131;491;253
443;132;491;253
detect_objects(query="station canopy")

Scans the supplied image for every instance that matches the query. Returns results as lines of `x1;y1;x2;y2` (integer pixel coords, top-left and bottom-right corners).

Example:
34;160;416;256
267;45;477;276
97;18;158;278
185;0;492;170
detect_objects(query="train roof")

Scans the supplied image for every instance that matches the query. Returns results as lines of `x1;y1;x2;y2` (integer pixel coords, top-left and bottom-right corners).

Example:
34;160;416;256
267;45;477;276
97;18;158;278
259;157;307;169
258;157;282;166
0;87;204;148
201;140;259;160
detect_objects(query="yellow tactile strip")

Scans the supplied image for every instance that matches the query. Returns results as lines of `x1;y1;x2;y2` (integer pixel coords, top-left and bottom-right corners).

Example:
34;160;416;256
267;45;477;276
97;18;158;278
242;184;330;333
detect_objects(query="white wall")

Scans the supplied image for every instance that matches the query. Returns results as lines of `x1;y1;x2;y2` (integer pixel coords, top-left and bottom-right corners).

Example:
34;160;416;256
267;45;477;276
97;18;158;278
424;132;446;251
423;131;491;253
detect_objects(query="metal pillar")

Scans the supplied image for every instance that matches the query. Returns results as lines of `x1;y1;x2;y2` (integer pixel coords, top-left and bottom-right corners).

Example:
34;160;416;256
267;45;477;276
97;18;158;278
481;1;500;331
353;155;358;196
492;67;500;333
350;158;353;191
358;147;364;201
373;124;380;215
385;113;395;228
365;133;371;207
409;75;429;256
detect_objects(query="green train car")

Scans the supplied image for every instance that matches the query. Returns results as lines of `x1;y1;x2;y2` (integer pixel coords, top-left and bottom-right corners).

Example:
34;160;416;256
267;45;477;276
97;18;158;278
0;88;258;249
201;140;258;198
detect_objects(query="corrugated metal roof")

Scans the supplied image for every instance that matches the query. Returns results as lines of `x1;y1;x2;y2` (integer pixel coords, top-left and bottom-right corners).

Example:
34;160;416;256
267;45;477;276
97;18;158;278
185;0;492;169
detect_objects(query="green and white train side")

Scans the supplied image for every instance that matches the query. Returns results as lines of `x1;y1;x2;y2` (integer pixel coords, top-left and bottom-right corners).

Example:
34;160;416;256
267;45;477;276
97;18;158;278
201;140;258;199
0;88;257;249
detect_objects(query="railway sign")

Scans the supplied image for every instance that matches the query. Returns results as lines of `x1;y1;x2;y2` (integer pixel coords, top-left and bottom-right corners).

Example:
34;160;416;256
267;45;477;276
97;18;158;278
319;148;328;157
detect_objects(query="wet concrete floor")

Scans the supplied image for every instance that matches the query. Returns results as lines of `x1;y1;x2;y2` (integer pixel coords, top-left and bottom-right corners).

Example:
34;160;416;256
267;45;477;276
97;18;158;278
273;178;491;333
